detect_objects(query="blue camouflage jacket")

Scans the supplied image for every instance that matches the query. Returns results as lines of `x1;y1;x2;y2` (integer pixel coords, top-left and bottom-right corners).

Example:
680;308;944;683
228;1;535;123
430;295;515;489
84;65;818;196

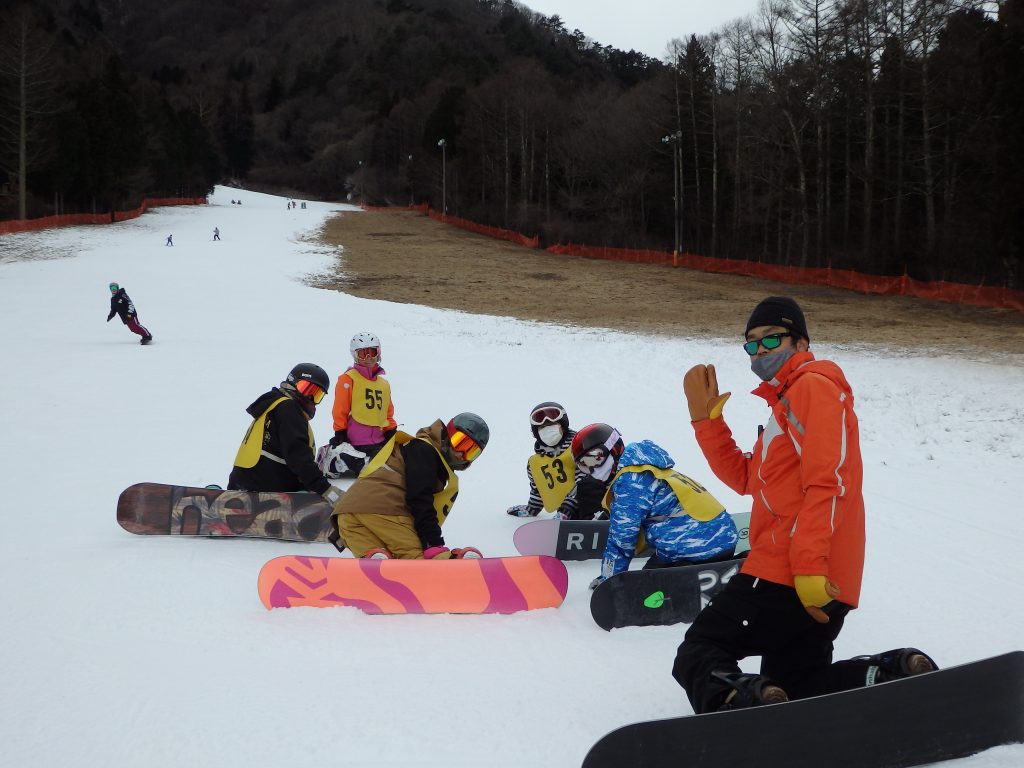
600;440;738;580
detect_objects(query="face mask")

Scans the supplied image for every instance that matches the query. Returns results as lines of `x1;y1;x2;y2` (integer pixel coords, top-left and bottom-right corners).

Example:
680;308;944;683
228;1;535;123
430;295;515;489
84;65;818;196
538;424;563;447
750;347;797;382
587;455;616;483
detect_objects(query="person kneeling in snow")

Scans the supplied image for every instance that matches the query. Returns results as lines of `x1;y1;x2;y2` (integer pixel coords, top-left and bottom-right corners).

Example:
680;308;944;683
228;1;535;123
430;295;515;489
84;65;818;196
506;401;609;521
316;332;397;479
330;413;488;560
227;363;342;508
573;423;740;591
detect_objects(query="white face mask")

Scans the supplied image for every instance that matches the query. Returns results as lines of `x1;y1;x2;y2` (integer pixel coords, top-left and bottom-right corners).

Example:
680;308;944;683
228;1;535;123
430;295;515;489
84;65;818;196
538;424;564;447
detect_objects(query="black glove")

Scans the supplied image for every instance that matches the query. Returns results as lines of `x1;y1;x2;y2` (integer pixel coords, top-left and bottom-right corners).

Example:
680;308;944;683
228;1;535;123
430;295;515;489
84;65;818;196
328;430;348;448
106;314;113;322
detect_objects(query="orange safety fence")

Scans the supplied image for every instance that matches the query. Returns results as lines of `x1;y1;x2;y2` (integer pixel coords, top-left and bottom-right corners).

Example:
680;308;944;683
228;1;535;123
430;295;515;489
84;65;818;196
0;197;207;235
359;204;1024;313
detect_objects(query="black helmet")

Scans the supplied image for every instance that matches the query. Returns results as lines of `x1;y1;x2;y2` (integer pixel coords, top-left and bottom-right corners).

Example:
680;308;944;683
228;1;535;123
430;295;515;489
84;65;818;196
529;401;569;442
443;412;490;470
571;423;624;475
283;363;330;404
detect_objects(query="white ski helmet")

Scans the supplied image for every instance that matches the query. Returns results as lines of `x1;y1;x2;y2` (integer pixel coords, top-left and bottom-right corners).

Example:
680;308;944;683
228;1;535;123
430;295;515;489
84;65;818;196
350;331;381;365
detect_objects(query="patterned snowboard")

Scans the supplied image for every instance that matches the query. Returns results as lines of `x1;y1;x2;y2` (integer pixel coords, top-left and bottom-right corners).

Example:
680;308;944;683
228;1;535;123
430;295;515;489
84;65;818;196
514;510;750;561
117;482;334;542
258;555;569;614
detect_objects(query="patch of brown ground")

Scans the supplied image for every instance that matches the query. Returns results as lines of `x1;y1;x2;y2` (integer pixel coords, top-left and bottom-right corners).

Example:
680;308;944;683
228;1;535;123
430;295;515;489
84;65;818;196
313;208;1024;360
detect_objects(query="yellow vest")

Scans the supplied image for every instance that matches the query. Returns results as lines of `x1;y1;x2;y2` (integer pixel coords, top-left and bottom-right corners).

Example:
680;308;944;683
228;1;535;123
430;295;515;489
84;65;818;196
527;446;576;512
233;397;315;468
604;465;725;522
346;368;391;427
358;431;459;526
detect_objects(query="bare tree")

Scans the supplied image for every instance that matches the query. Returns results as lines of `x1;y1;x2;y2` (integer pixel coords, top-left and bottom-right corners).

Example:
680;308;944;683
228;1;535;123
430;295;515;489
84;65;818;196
0;5;59;219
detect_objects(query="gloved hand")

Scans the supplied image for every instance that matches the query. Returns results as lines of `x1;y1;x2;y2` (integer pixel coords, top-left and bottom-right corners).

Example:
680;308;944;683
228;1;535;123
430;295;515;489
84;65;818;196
589;576;605;590
683;364;731;422
321;485;343;507
327;526;346;554
423;545;453;559
794;575;840;624
329;430;348;448
106;315;112;322
506;504;534;517
450;547;483;559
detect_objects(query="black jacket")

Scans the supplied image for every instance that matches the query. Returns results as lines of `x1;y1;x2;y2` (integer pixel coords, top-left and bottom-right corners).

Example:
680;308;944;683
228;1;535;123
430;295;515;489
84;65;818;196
227;388;330;495
401;438;451;547
107;288;136;324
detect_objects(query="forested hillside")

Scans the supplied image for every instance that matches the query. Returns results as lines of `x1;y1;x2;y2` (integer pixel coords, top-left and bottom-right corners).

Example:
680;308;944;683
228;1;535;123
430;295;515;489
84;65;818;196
1;0;1021;285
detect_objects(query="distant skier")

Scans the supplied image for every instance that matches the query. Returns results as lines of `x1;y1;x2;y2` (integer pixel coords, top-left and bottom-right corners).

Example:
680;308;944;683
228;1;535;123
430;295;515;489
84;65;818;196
316;332;397;479
213;227;220;241
505;401;608;521
572;423;739;591
227;363;342;510
106;282;153;345
165;234;173;246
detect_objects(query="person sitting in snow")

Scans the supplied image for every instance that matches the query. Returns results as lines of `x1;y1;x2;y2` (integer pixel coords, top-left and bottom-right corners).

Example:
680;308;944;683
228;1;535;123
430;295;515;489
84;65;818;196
106;282;153;344
573;423;740;591
329;413;488;559
505;401;608;521
316;332;397;479
228;363;342;509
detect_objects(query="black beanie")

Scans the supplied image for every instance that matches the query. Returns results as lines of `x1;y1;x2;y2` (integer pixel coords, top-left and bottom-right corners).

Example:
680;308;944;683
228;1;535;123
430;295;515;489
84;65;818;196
745;296;809;342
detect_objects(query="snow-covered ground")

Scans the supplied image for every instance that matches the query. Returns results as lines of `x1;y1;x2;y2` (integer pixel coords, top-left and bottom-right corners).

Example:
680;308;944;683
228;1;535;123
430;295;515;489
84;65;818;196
1;187;1020;767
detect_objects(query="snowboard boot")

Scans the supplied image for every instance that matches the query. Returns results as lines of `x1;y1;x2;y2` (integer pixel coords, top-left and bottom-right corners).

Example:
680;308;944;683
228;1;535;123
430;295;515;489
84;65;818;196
857;648;938;685
140;335;153;345
363;548;393;560
712;672;789;710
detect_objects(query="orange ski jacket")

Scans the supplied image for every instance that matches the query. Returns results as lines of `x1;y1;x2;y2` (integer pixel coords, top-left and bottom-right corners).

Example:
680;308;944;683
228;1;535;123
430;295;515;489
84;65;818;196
692;351;865;608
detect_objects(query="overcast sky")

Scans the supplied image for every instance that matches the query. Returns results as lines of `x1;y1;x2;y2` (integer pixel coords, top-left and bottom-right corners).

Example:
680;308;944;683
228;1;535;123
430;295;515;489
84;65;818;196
521;0;762;60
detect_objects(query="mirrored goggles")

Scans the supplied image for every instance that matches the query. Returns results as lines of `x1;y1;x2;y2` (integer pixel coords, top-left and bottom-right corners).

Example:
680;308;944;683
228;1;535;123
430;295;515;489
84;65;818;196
578;447;608;471
355;347;380;364
530;405;566;426
294;379;326;404
743;332;791;356
448;429;483;462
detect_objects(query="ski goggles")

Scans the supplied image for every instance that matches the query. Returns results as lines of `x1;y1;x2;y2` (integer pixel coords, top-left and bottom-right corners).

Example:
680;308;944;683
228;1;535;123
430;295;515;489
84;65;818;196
530;405;566;426
578;447;609;471
354;347;380;365
294;379;327;404
743;332;791;356
447;427;483;463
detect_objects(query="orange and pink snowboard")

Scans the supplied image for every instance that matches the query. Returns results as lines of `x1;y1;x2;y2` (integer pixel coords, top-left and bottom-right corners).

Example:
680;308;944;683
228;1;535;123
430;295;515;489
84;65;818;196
258;555;569;614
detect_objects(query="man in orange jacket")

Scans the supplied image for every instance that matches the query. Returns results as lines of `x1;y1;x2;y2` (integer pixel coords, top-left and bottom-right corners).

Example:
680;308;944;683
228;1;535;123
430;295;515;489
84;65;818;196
672;296;936;712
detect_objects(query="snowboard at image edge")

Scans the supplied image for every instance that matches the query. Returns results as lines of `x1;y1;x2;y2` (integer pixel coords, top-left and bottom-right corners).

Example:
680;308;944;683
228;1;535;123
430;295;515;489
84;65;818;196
581;651;1024;768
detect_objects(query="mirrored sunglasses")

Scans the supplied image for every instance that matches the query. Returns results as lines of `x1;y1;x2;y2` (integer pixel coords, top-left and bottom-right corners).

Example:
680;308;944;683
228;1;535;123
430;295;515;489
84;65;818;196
743;332;791;356
449;429;482;462
530;405;566;426
294;378;326;404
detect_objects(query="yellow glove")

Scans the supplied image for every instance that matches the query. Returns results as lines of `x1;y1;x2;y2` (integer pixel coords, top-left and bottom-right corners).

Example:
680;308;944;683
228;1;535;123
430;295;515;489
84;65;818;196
794;575;840;624
683;364;731;422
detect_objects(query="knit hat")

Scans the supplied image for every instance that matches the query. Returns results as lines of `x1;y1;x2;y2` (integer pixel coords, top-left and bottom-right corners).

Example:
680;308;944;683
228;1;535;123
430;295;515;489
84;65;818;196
745;296;809;342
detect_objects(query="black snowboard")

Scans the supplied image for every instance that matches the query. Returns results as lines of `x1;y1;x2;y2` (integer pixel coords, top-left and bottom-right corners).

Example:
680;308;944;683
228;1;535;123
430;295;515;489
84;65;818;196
582;651;1024;768
590;556;747;631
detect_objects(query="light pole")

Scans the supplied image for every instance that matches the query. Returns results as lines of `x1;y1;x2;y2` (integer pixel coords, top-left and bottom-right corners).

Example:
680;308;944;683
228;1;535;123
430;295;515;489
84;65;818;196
437;138;447;215
661;131;682;266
